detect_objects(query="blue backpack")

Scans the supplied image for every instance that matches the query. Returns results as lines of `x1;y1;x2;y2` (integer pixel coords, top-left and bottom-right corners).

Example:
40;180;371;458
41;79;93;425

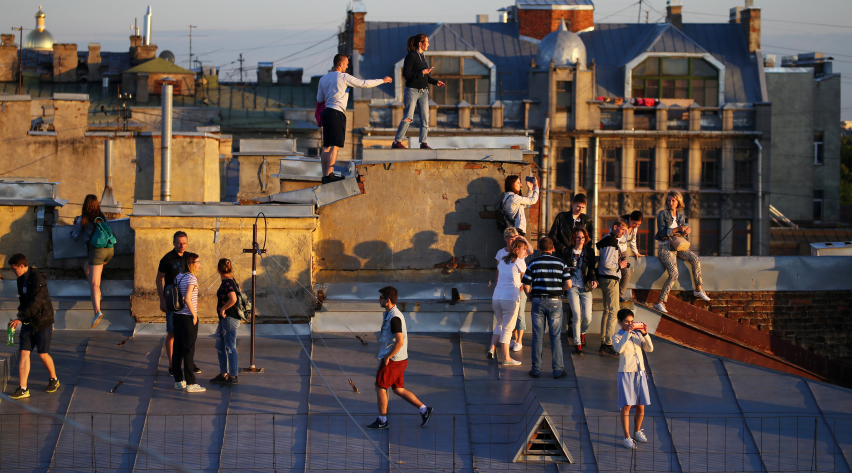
89;217;117;249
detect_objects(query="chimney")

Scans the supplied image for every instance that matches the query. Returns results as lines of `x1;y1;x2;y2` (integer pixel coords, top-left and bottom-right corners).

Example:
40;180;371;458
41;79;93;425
0;41;17;82
143;6;153;46
52;43;78;83
257;62;273;84
476;14;489;23
740;6;761;53
666;0;683;30
87;43;101;80
346;1;367;56
517;1;594;40
0;34;14;46
130;35;142;49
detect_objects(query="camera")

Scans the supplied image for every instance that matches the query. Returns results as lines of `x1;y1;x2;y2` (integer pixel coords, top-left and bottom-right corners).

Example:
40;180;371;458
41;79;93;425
631;322;646;332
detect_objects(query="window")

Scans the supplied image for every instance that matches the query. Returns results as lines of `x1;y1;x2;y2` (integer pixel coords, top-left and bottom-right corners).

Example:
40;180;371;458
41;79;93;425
667;108;689;130
600;109;622;130
814;132;825;165
603;148;621;188
669;148;687;188
700;110;722;131
635;148;653;188
430;56;491;105
578;148;588;189
734;148;753;190
814;190;824;221
631;57;719;106
634;110;656;130
732;220;752;256
556;147;573;189
701;148;720;189
636;218;656;256
556;81;572;111
733;110;755;131
699;219;720;256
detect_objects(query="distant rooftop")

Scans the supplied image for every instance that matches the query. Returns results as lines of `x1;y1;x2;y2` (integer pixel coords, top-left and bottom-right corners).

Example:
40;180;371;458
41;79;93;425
123;58;194;75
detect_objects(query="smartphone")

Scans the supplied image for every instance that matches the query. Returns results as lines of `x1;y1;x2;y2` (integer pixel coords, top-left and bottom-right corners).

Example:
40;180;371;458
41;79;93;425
631;322;647;332
525;176;535;183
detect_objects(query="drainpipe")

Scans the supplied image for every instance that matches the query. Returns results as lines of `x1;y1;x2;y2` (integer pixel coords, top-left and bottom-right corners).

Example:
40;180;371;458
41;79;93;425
100;139;122;214
161;84;173;201
541;117;551;237
754;138;763;255
591;136;600;243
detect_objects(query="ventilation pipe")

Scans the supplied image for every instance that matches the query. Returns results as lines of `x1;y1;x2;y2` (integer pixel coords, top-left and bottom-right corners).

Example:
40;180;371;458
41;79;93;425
100;139;121;214
143;6;152;45
161;83;173;201
754;138;763;255
591;137;600;240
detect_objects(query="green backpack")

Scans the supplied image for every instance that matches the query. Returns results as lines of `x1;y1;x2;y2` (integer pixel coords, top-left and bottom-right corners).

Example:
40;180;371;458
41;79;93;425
89;217;117;249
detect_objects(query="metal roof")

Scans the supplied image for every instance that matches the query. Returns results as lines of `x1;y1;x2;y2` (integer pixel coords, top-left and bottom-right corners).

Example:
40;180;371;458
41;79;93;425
123;57;194;75
582;23;761;103
516;0;595;7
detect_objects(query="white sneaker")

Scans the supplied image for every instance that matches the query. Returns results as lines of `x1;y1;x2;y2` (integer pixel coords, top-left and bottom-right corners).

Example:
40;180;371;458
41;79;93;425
622;437;637;449
500;359;522;366
185;384;206;393
174;381;186;390
511;342;523;352
694;290;711;301
653;302;667;313
509;340;517;350
634;429;648;443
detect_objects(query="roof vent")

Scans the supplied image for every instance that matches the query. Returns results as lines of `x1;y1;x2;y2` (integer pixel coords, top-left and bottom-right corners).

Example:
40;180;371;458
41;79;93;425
511;392;574;464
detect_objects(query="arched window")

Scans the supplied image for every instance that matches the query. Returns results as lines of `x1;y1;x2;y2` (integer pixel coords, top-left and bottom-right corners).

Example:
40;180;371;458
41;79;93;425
631;57;718;106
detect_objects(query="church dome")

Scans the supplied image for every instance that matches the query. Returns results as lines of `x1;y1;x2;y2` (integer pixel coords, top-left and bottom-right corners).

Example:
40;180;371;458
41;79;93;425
535;19;586;69
24;7;55;50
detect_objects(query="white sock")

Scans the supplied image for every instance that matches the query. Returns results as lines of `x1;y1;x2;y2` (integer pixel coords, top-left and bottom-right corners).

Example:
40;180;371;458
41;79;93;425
419;405;427;414
379;415;387;423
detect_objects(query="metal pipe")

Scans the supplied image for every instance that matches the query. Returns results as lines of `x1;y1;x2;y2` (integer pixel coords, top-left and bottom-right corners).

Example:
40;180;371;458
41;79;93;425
104;139;113;188
250;223;257;369
591;136;600;244
161;84;172;201
143;6;152;45
542;117;551;237
754;138;763;255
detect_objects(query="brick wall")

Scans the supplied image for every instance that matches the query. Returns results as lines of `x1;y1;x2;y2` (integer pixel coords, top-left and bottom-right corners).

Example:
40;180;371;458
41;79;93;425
671;291;852;364
518;10;594;40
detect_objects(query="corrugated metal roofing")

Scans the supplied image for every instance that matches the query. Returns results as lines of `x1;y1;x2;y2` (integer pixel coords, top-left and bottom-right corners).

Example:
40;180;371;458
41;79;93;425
359;21;537;101
582;23;761;103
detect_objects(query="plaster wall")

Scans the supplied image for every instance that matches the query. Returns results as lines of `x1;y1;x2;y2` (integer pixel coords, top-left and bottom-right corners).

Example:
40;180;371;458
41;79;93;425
314;159;533;283
813;75;842;223
130;215;317;323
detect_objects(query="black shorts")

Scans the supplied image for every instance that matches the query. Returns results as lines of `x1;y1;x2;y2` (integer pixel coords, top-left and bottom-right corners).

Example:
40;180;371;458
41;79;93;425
20;324;53;354
322;108;346;148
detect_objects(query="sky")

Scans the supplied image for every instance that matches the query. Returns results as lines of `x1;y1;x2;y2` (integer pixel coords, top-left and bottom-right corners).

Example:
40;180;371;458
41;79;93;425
4;0;851;119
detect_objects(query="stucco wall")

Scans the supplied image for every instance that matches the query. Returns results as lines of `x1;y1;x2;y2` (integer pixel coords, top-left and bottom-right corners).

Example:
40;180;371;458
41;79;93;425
314;159;534;282
130;215;316;323
0;205;53;272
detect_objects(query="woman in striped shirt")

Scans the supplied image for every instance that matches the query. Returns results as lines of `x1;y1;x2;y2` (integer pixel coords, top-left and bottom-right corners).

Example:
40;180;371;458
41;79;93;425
172;252;206;393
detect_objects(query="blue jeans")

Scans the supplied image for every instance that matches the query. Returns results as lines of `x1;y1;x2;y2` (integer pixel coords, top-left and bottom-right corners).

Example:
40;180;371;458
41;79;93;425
566;287;593;345
394;88;430;143
215;316;240;377
530;297;564;376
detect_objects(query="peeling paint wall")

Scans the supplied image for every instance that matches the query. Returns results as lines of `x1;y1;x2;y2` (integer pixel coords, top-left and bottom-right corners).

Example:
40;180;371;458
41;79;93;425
314;159;535;283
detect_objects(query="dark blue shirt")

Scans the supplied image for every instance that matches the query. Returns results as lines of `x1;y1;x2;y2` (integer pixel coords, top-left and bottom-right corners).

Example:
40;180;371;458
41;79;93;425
521;254;570;297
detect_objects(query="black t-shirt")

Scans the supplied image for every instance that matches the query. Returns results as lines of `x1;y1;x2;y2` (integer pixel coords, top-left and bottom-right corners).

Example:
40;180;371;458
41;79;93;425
217;278;240;319
390;317;402;334
157;250;184;286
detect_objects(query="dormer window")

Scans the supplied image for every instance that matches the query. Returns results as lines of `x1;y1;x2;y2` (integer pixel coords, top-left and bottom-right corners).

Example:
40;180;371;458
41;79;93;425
631;57;719;107
429;56;491;105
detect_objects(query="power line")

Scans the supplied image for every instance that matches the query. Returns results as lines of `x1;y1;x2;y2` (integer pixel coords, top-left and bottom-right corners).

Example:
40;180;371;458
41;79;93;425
682;10;852;30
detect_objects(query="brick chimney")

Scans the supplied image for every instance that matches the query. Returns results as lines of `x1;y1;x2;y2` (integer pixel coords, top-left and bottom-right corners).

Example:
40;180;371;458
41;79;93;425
517;1;594;41
740;6;761;53
52;43;78;83
0;42;17;82
666;0;683;30
343;1;366;56
87;43;101;80
0;34;15;46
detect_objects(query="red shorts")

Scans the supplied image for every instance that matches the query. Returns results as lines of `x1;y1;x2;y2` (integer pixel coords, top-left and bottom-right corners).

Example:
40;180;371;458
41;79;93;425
375;359;408;389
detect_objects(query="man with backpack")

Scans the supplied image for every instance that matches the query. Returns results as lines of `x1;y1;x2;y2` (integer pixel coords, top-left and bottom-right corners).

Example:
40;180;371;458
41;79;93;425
156;231;200;376
6;254;59;399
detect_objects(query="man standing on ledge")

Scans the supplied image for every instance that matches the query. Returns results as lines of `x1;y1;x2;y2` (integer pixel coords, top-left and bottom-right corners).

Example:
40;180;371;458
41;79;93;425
317;54;391;184
367;286;433;430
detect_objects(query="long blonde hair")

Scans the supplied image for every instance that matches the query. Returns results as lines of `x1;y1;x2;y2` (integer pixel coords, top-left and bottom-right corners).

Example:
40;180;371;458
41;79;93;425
666;190;685;210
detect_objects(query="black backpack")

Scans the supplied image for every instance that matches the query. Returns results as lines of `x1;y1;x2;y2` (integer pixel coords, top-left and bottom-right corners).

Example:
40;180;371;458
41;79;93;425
495;193;514;232
164;273;186;313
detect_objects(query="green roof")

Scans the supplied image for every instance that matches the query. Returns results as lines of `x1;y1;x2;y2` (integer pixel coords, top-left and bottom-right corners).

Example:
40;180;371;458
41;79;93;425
123;58;194;75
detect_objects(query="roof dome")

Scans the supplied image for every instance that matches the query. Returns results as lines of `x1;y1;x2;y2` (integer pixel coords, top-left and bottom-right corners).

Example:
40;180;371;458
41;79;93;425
535;20;586;69
24;6;54;50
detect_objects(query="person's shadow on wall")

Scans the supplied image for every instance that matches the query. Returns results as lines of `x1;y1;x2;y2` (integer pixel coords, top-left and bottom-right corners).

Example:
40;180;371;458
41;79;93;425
315;239;361;270
443;176;503;267
393;231;452;269
354;240;393;269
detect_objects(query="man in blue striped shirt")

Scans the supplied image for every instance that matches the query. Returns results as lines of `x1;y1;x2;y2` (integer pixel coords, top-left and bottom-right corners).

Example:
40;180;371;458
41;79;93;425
522;237;571;379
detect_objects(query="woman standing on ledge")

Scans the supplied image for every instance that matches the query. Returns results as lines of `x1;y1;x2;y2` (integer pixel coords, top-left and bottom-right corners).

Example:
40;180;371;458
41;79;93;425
70;195;113;328
391;33;445;150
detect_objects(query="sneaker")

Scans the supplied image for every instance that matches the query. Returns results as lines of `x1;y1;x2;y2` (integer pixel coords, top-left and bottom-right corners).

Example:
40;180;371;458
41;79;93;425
209;374;228;385
598;344;617;356
174;381;186;390
391;141;407;149
91;311;103;328
185;384;206;393
420;407;433;427
9;386;29;399
554;371;567;379
581;334;586;347
485;348;495;360
366;418;389;430
511;342;523;352
694;290;711;301
623;437;637;449
634;429;648;443
321;174;345;184
223;376;239;387
528;370;540;378
500;359;522;366
572;345;583;356
193;365;202;374
168;367;174;377
653;302;668;313
420;143;433;150
46;378;60;393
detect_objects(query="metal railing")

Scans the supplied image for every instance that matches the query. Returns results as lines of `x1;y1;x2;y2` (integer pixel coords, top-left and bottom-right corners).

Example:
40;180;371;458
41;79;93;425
0;413;848;472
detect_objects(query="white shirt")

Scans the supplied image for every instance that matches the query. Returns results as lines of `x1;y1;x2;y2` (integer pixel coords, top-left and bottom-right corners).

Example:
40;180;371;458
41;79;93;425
316;71;384;113
492;258;527;301
612;329;654;372
504;187;539;233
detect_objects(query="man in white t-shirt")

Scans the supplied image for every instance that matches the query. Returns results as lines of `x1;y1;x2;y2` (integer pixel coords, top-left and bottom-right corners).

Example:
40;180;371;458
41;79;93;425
317;54;391;184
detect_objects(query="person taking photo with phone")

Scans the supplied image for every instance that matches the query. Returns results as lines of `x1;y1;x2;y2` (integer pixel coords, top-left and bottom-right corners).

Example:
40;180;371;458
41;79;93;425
612;308;654;449
500;175;539;237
